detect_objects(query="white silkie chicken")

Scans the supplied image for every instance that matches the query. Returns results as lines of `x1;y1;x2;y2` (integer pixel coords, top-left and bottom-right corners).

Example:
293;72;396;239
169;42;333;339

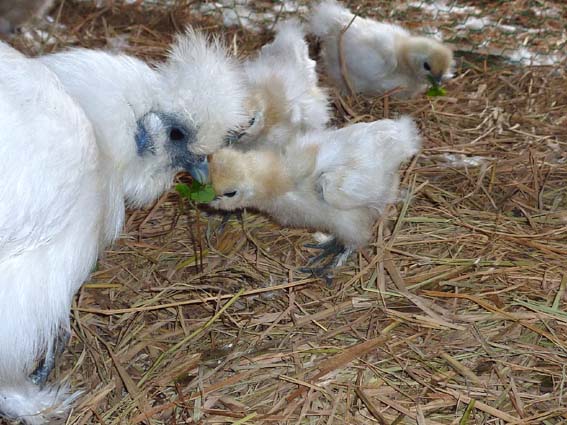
0;0;54;34
0;30;245;424
209;116;421;274
232;19;331;150
309;0;453;98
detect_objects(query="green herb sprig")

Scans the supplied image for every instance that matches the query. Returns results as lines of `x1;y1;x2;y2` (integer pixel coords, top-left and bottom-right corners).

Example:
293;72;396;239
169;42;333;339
176;181;216;203
426;75;447;97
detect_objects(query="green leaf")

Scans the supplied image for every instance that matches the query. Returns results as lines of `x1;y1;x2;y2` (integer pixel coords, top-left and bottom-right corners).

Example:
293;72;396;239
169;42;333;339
189;184;216;203
175;183;192;198
176;181;216;203
426;85;447;97
426;75;447;97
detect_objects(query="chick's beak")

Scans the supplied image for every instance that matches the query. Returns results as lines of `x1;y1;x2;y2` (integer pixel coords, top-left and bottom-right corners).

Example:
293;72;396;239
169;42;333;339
187;159;209;184
433;74;443;85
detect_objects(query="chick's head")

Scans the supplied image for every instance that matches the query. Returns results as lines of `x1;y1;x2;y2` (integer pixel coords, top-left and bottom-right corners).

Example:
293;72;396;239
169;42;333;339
405;37;453;84
209;148;291;211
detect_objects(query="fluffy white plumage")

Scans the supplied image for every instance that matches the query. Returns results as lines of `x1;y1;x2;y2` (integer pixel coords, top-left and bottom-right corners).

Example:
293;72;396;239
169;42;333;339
210;116;421;252
0;29;245;424
0;41;101;425
159;29;247;156
309;0;454;98
236;19;330;149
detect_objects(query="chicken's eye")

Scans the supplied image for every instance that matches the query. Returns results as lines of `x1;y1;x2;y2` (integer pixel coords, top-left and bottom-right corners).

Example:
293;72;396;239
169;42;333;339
223;191;237;198
169;127;186;142
423;62;431;71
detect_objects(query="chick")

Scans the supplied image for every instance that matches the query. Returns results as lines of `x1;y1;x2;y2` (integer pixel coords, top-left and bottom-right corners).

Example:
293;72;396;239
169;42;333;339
0;0;54;34
210;116;421;273
0;29;245;425
309;0;453;98
234;19;330;150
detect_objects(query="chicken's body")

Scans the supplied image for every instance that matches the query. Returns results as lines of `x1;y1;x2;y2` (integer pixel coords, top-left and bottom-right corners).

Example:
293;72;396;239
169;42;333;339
210;116;421;254
0;42;102;425
237;19;330;149
0;31;245;424
309;0;453;98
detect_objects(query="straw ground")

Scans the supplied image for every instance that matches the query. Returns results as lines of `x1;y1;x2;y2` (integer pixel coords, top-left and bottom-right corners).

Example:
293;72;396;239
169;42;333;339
3;1;567;424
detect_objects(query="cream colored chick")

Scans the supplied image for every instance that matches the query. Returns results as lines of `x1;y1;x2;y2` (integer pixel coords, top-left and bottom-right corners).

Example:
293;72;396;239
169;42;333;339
234;18;330;150
309;0;453;98
210;116;421;272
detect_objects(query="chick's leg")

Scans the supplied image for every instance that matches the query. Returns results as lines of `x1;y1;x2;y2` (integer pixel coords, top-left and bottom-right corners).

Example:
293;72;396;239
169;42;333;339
300;238;353;282
29;327;70;386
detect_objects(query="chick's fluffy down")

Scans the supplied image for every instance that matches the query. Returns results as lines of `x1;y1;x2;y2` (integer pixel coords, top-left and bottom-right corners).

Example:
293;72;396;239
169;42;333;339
309;0;453;98
210;116;421;249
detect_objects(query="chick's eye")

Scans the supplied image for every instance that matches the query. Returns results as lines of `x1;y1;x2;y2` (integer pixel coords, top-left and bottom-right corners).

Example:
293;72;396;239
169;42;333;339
223;191;237;198
169;127;186;142
423;62;431;71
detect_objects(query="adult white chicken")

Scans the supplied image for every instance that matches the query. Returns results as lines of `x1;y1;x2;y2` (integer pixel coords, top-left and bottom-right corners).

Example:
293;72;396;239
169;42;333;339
0;29;245;425
233;19;331;150
309;0;453;98
210;116;421;277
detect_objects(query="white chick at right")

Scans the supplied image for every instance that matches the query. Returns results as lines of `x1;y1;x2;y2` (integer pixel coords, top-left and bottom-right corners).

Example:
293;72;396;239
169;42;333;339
233;19;331;150
210;116;421;275
309;0;453;99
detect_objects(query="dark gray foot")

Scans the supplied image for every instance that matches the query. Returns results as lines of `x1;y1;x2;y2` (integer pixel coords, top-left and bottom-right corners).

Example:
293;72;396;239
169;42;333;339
30;329;70;386
300;238;352;284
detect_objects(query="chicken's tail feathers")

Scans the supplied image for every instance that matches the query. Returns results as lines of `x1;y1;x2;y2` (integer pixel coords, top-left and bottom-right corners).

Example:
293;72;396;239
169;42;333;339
309;0;354;38
267;19;311;66
0;380;80;425
266;18;321;92
273;18;306;45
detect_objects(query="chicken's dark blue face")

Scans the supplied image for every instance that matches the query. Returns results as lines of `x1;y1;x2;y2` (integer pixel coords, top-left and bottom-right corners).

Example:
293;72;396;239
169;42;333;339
135;112;209;183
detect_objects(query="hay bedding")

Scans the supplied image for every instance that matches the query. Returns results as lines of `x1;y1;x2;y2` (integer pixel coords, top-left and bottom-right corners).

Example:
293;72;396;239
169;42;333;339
3;0;567;424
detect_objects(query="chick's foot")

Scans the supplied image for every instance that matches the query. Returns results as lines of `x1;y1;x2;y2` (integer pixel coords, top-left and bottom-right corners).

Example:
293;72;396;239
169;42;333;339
300;238;352;284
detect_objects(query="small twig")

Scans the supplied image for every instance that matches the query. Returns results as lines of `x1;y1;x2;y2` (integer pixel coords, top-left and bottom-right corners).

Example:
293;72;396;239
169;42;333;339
77;278;315;315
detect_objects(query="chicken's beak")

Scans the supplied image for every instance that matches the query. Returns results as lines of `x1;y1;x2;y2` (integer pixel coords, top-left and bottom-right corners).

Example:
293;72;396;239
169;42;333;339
433;74;443;85
187;159;209;184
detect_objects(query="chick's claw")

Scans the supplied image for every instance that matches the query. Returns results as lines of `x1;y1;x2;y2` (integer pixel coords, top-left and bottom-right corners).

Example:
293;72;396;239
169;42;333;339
304;237;343;265
300;238;353;284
